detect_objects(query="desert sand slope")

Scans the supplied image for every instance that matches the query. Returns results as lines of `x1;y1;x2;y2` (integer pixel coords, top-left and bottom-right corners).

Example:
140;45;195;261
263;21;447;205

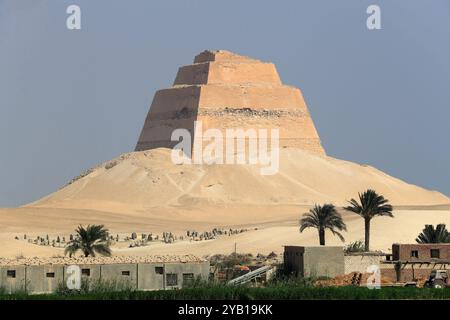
113;209;450;256
0;147;447;243
0;209;448;258
28;148;449;213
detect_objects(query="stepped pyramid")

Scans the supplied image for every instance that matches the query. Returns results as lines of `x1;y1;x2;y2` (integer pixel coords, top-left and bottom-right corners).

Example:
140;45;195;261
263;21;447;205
135;50;325;156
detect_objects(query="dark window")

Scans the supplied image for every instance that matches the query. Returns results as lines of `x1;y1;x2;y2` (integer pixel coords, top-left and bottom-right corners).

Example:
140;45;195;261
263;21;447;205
166;273;178;286
121;271;130;276
81;268;91;276
155;267;164;275
411;250;419;258
183;273;194;285
430;249;440;258
46;272;55;278
7;270;16;278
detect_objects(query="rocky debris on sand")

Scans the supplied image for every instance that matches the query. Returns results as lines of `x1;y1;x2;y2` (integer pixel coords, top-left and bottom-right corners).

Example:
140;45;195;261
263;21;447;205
0;254;205;266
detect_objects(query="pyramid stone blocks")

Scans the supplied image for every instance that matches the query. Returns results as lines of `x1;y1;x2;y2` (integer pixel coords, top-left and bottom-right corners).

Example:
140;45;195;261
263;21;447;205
135;50;325;156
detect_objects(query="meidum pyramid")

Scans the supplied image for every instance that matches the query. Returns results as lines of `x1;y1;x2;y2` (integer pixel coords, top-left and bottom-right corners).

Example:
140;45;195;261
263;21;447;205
26;50;450;212
0;50;448;244
135;50;325;156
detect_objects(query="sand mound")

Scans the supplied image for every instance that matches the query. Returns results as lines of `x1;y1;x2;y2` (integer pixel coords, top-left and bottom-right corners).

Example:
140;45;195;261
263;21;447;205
28;148;448;215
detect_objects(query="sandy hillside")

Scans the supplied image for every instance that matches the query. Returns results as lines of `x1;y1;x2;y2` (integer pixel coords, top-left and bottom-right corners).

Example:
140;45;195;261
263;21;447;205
27;148;449;212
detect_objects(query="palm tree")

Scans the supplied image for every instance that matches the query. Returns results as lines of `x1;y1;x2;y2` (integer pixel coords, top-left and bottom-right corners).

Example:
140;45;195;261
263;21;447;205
299;204;347;246
344;189;393;251
65;224;112;257
416;224;450;243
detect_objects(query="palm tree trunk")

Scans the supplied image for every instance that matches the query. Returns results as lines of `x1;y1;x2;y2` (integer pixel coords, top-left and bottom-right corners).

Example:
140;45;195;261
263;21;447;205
364;218;371;251
319;228;325;246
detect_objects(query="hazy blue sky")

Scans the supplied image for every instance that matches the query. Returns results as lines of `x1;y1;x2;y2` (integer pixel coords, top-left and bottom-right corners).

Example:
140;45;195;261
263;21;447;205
1;0;449;207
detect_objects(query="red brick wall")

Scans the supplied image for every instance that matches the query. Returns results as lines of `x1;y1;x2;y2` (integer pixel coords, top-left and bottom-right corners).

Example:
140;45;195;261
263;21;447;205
381;268;435;282
392;244;450;261
381;263;449;283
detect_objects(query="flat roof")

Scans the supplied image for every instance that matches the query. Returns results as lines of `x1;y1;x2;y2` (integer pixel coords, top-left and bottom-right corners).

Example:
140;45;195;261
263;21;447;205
392;243;450;246
382;259;450;264
344;252;387;256
283;245;343;248
0;255;207;266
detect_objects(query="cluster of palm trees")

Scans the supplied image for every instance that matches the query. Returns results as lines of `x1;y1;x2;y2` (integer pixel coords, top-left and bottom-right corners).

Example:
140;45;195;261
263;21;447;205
300;189;393;251
300;189;450;251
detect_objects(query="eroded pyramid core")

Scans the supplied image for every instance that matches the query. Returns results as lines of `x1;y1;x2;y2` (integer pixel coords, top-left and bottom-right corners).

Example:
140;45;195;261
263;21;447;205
135;50;325;156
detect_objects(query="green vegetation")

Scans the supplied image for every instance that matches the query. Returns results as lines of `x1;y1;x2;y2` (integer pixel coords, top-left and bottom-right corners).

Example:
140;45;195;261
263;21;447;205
299;204;347;246
1;274;449;300
65;224;112;257
210;253;253;269
55;278;134;296
0;283;448;300
416;224;450;243
344;189;393;251
344;240;366;253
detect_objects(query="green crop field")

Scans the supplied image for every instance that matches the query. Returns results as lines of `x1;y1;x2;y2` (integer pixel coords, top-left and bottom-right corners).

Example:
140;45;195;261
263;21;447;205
0;283;449;300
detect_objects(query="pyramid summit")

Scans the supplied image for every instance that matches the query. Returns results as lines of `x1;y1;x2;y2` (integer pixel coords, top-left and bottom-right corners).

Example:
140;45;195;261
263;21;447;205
193;50;260;63
135;50;326;156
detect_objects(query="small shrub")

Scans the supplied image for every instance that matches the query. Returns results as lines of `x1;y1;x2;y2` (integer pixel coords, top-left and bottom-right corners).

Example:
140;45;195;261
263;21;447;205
344;240;366;253
55;278;134;297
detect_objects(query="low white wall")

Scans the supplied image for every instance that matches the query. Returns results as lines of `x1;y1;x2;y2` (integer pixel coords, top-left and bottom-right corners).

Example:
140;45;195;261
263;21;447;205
344;254;384;274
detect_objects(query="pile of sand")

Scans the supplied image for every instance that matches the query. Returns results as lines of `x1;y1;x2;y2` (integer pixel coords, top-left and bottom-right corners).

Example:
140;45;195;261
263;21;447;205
28;148;449;213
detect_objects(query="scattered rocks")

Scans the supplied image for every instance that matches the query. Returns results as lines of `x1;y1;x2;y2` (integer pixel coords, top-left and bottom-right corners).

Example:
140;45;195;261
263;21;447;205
0;254;206;266
104;160;118;170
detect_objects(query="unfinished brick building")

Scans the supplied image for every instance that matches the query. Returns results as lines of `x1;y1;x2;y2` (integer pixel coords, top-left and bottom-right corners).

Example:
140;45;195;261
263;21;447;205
381;243;450;282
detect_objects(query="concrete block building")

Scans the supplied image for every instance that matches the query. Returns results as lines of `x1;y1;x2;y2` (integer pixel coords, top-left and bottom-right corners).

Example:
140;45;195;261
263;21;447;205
284;246;344;278
0;265;26;293
0;255;209;294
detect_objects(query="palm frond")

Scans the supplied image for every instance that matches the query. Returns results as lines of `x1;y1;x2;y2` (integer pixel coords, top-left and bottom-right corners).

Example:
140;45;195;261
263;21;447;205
329;229;346;242
416;224;450;243
299;203;347;243
64;224;112;257
92;243;112;256
344;189;393;219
